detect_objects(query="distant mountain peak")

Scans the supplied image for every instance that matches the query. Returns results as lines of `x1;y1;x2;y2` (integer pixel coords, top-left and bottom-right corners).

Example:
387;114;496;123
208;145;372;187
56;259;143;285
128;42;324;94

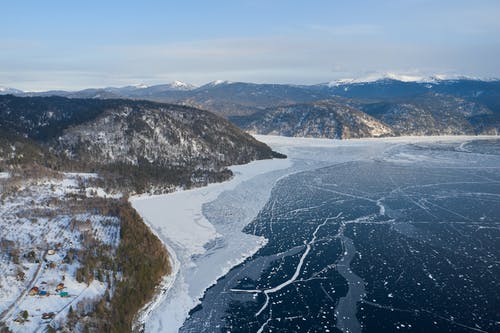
0;86;24;94
326;73;496;87
169;80;196;90
131;83;149;89
205;80;233;87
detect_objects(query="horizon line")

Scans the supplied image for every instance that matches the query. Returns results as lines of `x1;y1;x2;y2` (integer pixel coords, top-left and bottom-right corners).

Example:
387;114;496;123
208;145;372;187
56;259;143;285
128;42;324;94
2;73;500;93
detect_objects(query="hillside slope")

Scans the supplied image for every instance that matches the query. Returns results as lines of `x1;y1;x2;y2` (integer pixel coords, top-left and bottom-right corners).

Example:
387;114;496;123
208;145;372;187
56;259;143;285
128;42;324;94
0;95;282;192
232;94;499;139
359;93;495;136
231;100;393;139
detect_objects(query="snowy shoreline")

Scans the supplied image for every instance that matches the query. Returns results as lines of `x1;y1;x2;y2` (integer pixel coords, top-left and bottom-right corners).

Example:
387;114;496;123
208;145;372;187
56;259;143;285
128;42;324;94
130;219;180;333
129;134;499;333
130;156;292;333
255;134;499;146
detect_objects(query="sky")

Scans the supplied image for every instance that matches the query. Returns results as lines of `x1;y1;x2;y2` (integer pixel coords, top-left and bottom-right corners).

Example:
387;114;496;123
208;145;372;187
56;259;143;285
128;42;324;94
1;0;500;91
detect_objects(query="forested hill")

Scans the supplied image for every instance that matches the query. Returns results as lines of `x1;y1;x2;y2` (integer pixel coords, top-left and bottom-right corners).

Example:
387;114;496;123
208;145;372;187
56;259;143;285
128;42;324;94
0;95;283;193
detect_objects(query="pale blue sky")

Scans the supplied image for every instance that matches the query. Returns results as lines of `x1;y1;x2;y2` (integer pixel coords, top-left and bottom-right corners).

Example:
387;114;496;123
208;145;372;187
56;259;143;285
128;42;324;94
1;0;499;90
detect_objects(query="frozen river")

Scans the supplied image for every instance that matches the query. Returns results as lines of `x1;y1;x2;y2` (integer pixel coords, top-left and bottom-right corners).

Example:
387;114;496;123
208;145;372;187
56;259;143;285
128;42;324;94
135;136;500;333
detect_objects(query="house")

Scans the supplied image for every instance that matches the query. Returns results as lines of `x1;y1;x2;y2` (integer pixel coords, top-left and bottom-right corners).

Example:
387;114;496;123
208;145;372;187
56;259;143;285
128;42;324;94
28;287;39;296
47;249;55;255
39;290;48;296
55;283;64;292
42;312;55;320
59;291;69;297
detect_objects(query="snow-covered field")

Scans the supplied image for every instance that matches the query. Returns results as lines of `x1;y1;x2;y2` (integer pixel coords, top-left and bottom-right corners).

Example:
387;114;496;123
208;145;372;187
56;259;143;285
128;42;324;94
131;134;498;333
0;173;120;332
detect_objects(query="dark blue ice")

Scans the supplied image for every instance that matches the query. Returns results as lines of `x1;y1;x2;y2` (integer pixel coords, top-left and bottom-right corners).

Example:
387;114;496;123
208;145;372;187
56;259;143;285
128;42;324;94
181;139;500;333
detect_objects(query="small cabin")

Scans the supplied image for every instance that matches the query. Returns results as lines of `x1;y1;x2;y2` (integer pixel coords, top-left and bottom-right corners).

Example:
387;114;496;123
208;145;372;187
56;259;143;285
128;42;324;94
42;312;55;319
59;291;69;297
28;287;39;296
39;290;48;296
55;283;65;291
47;249;55;255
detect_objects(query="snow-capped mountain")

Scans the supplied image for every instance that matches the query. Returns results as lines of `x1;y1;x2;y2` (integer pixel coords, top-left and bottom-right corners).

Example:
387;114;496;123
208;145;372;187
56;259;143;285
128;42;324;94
168;80;197;90
325;73;493;86
65;81;197;99
114;80;196;92
2;78;500;137
131;83;149;89
202;80;234;87
0;86;24;94
5;76;499;112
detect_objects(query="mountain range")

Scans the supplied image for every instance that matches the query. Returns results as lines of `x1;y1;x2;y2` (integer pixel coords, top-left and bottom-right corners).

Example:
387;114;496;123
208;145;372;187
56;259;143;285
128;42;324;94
2;77;500;139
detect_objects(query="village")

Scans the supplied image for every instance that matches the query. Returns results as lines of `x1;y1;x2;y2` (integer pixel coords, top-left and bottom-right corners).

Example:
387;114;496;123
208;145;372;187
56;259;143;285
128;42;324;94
0;173;120;332
14;249;72;325
14;249;71;324
4;242;108;332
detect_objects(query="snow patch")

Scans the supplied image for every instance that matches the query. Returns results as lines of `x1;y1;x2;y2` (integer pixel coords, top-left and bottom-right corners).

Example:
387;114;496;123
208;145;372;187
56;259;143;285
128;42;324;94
170;80;195;89
205;80;233;87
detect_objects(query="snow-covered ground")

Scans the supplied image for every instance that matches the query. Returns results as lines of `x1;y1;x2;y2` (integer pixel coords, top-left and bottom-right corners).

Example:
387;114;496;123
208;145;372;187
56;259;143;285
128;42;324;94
0;173;120;332
131;134;499;333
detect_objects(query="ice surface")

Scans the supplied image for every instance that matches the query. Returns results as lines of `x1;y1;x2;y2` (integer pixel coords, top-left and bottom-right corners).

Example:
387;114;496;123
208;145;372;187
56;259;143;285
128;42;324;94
180;135;500;333
133;134;499;333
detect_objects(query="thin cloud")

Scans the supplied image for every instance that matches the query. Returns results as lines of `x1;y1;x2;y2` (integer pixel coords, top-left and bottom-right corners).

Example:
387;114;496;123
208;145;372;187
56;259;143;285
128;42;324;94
306;24;383;37
2;28;500;90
